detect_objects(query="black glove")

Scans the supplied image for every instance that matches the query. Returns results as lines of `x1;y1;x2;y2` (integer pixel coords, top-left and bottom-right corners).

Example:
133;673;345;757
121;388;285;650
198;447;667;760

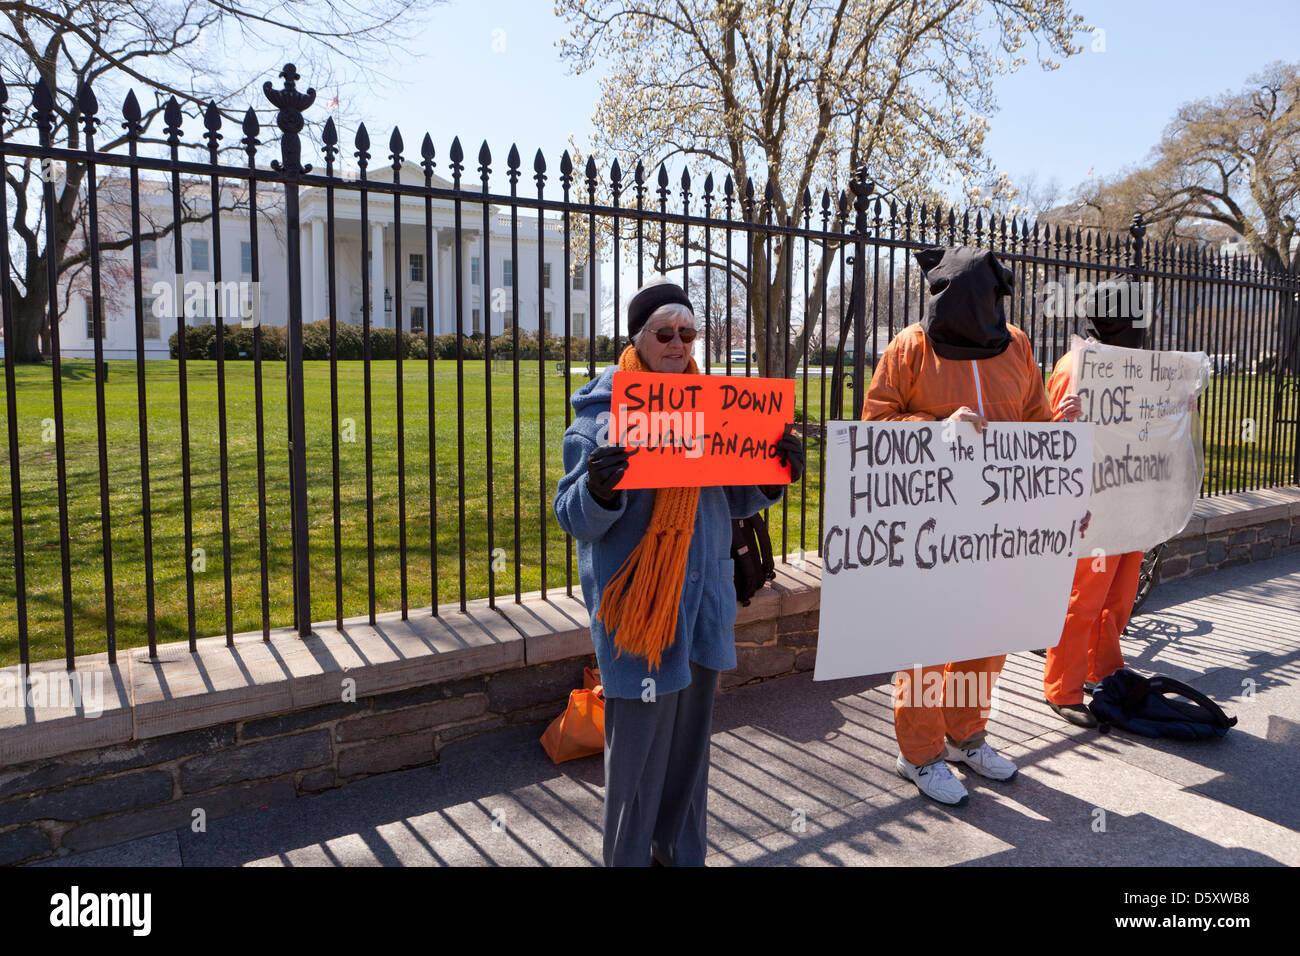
759;426;805;498
586;444;637;508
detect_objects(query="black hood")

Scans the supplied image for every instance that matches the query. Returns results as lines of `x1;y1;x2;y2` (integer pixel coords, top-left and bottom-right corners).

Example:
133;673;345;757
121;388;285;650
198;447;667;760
915;245;1014;360
1087;276;1146;349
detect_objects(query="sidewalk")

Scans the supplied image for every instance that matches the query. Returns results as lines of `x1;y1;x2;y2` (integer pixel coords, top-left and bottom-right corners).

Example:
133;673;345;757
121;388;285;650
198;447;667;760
35;552;1300;867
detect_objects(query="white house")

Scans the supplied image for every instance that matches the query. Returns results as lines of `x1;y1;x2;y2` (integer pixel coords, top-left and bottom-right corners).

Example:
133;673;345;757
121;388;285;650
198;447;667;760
52;162;599;359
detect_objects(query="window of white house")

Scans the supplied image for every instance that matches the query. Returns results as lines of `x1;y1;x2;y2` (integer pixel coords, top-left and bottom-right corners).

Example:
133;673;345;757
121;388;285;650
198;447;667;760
574;311;585;331
240;241;253;276
142;295;160;340
84;297;103;340
471;256;480;285
503;259;513;287
472;308;481;334
573;269;585;290
544;311;552;333
142;239;158;270
410;253;424;282
411;305;425;332
503;308;514;328
191;238;209;272
542;263;552;289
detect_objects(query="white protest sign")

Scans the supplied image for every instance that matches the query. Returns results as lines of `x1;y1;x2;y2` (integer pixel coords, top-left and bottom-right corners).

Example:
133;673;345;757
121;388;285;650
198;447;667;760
814;420;1093;681
1069;336;1211;555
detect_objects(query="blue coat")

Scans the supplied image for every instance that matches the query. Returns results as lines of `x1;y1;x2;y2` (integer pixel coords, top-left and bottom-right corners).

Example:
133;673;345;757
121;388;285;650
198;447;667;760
553;367;783;699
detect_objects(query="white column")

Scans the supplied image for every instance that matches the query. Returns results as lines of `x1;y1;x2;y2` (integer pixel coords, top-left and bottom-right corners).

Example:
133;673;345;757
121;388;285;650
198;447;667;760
311;218;326;322
427;229;441;335
440;243;453;333
370;222;385;329
463;235;475;336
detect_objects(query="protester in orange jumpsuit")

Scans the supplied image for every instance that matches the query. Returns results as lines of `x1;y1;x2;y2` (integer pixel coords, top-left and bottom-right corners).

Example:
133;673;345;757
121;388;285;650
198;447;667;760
864;245;1086;806
1042;281;1147;727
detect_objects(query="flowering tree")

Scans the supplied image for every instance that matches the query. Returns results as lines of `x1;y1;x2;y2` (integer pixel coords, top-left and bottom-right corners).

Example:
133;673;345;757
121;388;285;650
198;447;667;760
557;0;1087;375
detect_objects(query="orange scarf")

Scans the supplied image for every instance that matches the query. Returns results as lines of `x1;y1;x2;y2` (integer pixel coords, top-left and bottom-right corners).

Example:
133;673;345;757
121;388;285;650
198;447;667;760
597;345;701;671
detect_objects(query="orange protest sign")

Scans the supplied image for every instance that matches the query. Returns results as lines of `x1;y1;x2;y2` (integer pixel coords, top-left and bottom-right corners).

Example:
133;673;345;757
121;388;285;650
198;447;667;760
609;371;796;488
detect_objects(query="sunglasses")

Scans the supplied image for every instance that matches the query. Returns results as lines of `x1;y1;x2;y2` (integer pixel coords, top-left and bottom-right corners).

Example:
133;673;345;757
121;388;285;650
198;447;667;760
649;325;698;344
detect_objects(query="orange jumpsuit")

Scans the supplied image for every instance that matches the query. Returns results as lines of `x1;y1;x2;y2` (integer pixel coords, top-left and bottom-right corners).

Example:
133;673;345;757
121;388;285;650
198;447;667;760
864;323;1054;766
1043;350;1138;706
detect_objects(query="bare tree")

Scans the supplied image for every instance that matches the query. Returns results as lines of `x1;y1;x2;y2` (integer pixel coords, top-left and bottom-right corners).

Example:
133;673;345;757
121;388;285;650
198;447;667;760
2;0;443;362
1068;61;1300;371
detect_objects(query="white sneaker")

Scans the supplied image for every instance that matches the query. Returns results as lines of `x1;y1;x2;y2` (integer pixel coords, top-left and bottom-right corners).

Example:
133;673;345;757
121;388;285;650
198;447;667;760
895;754;969;806
944;741;1017;781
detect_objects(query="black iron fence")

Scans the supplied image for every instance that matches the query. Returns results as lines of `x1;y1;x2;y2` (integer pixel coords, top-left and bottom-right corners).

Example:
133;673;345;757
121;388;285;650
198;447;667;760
2;65;1298;671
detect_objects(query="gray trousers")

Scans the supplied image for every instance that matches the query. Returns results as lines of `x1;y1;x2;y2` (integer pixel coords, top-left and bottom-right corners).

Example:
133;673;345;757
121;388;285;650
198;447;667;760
602;661;718;867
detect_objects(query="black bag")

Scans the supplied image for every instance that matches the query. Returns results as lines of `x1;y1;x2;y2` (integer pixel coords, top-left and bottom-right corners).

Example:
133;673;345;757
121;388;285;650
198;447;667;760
1088;669;1237;740
731;513;775;605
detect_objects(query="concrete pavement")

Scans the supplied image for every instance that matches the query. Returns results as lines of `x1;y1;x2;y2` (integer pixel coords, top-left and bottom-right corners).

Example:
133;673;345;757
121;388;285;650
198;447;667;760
35;551;1300;867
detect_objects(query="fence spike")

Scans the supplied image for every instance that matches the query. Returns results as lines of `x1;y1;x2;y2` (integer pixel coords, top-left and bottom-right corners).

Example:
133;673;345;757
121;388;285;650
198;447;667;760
77;80;99;134
420;132;435;170
355;123;371;167
122;89;142;134
203;101;222;152
533;148;546;190
450;136;464;183
162;95;183;145
243;107;262;157
506;143;521;185
389;127;404;169
33;77;55;137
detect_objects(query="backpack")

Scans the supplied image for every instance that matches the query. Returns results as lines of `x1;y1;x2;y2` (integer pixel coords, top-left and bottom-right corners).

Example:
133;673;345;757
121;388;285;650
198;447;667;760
1088;669;1237;740
731;513;775;605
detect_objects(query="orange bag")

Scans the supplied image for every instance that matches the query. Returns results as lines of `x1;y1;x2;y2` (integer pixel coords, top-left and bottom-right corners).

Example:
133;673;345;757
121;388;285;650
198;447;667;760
540;684;606;764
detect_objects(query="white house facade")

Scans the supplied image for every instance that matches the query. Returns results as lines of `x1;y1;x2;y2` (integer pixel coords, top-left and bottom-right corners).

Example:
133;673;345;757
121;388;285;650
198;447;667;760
52;163;600;359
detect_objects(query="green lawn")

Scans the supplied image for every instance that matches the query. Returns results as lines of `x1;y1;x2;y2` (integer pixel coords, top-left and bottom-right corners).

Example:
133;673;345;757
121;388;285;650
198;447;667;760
0;359;1293;666
0;358;852;665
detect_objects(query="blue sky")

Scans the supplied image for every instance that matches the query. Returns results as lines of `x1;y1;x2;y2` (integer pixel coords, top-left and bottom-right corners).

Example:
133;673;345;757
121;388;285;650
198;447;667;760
313;0;1299;203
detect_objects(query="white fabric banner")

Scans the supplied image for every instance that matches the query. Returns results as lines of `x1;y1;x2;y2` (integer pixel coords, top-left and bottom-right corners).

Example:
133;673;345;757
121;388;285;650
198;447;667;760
1069;336;1211;555
814;420;1093;681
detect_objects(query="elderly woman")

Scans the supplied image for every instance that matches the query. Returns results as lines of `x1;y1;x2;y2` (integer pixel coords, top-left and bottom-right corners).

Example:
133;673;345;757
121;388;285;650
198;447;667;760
554;277;803;867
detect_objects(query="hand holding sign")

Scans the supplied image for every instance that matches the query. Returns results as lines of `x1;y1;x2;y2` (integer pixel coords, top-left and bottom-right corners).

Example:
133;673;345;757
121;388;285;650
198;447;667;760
759;424;805;497
587;444;638;506
947;405;988;434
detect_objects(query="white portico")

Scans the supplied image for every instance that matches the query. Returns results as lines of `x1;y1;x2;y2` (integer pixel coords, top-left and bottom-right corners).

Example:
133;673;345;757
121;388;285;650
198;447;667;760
298;162;589;338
